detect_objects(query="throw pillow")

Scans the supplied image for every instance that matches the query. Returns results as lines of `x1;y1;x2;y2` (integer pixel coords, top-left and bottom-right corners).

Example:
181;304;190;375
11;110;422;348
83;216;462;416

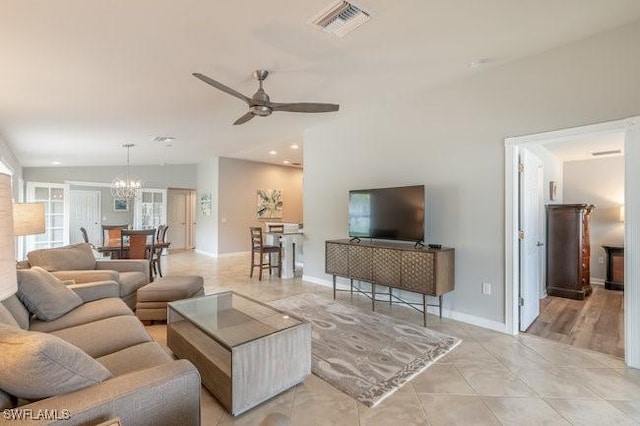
16;267;83;321
27;243;97;272
0;324;112;399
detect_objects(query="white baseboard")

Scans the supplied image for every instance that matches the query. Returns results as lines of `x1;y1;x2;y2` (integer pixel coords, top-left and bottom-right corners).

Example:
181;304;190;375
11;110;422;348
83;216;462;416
301;274;507;334
302;274;333;287
591;277;605;286
194;249;216;258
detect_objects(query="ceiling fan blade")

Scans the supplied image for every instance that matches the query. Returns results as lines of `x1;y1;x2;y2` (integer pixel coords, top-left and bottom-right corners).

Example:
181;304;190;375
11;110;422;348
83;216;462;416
233;112;255;125
193;73;251;104
271;102;339;113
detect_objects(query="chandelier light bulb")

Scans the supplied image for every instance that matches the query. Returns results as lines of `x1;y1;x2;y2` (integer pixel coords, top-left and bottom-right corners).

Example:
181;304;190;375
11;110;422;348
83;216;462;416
110;144;143;200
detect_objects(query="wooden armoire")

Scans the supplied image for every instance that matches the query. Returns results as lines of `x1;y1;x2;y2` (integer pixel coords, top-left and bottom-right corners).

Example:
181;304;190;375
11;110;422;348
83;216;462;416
546;204;595;300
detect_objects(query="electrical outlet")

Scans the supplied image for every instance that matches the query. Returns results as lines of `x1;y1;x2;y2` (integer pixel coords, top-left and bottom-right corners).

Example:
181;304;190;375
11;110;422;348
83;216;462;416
482;282;492;295
598;256;605;264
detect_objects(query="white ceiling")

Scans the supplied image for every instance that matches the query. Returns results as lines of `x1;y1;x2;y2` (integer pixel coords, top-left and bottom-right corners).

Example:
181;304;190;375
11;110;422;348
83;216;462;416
544;130;625;162
2;1;640;168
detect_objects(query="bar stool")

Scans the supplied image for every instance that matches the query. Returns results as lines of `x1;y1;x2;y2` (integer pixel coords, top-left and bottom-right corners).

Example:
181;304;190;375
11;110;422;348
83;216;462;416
250;227;282;280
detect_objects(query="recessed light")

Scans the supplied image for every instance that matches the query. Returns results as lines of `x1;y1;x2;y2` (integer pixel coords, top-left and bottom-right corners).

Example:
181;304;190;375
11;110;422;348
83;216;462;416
290;144;299;149
269;150;277;155
51;161;61;165
283;160;290;165
469;58;493;69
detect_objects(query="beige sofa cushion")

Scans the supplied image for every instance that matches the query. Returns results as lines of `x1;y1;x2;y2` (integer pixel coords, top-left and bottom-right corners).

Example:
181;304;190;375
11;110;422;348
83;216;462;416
27;243;97;272
0;303;19;328
0;389;16;410
30;298;134;333
118;271;148;297
97;342;172;376
1;295;30;330
51;315;152;358
0;324;112;400
16;267;83;321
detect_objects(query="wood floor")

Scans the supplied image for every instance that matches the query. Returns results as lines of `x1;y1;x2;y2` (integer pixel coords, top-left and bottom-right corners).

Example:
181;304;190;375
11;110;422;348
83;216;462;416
526;285;624;358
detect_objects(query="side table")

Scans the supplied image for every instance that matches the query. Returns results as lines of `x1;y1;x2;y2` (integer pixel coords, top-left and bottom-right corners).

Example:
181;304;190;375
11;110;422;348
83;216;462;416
603;245;624;291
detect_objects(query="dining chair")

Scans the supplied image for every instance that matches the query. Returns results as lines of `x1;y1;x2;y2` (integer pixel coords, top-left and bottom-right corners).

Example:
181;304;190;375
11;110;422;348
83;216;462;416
102;224;129;246
152;225;169;278
249;227;281;281
80;227;90;243
121;228;156;282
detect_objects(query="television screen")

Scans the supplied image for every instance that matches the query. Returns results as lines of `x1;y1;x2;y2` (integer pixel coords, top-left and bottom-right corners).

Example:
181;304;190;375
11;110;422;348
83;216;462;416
349;185;425;242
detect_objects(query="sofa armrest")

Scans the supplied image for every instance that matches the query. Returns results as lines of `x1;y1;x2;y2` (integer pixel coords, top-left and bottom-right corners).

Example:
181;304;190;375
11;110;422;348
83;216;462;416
17;360;201;426
96;260;148;275
51;270;120;284
69;281;120;303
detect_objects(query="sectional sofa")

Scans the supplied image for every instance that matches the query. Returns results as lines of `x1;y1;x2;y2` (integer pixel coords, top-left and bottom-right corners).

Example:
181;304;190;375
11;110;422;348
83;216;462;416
22;243;149;310
0;266;201;425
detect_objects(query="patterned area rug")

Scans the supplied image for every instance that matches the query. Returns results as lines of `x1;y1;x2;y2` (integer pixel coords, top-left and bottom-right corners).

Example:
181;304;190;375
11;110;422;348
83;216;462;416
270;293;461;407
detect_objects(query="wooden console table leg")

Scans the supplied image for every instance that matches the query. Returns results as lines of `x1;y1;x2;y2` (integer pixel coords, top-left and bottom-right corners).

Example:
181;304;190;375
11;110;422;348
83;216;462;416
423;294;427;327
332;275;336;299
350;278;353;296
389;287;392;306
439;295;443;319
372;283;376;312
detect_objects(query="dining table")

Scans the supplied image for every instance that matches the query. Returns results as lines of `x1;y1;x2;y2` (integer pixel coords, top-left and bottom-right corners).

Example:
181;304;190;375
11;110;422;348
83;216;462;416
96;238;170;259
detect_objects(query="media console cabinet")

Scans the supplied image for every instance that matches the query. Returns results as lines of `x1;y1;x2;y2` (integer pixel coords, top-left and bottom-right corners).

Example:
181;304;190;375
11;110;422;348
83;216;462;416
325;239;455;326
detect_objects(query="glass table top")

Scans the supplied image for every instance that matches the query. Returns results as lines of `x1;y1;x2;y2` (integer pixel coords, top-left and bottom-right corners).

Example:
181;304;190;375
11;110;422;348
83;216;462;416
167;291;303;349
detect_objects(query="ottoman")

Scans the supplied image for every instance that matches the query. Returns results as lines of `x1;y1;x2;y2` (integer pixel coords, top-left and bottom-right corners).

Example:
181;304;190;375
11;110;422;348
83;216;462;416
136;275;204;322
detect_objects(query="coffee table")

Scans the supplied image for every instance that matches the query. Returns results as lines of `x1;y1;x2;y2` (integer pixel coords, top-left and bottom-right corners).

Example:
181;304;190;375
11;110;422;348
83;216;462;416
167;291;311;415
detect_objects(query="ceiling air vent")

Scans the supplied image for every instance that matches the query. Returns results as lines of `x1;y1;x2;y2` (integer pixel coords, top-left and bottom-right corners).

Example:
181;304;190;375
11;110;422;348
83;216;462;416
311;1;370;37
153;136;175;143
591;149;622;157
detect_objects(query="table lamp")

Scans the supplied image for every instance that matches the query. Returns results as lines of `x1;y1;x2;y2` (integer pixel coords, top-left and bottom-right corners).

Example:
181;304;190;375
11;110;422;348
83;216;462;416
0;173;17;300
13;202;46;237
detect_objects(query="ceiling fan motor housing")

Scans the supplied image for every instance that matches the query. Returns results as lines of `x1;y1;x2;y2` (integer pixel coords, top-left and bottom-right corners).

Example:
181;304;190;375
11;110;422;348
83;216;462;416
250;104;272;116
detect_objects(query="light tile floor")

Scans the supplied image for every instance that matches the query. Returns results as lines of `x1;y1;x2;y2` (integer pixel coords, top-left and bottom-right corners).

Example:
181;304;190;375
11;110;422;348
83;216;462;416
146;251;639;425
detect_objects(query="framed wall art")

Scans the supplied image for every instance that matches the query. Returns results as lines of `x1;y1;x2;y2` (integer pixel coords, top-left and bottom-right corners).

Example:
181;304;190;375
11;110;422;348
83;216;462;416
256;189;283;219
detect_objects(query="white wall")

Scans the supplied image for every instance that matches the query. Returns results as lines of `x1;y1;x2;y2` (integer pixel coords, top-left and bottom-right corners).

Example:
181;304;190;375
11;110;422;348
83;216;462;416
0;136;23;199
22;164;197;189
303;20;640;325
195;157;219;256
527;145;564;205
563;156;625;281
218;158;303;254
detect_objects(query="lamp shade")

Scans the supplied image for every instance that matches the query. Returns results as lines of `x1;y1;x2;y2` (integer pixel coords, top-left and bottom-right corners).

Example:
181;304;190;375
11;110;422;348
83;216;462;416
0;173;17;300
13;202;45;236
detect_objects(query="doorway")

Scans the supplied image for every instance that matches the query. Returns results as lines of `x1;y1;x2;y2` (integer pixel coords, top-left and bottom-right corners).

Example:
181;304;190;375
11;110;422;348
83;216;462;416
167;188;196;250
69;190;101;245
505;117;640;368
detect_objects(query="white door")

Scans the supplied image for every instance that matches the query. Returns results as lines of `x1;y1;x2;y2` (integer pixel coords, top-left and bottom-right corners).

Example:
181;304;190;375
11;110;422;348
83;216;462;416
519;149;544;331
133;189;167;230
168;189;187;250
26;182;70;252
69;190;101;245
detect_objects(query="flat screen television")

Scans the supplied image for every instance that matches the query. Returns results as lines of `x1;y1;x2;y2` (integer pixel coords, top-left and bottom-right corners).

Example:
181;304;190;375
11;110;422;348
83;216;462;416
349;185;425;243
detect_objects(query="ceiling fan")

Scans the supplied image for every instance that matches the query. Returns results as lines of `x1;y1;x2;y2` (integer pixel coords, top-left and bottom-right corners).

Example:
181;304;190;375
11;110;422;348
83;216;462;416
193;70;340;125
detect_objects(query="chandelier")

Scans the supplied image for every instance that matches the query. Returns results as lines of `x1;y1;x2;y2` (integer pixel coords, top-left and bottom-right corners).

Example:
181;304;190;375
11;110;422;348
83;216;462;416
110;144;143;200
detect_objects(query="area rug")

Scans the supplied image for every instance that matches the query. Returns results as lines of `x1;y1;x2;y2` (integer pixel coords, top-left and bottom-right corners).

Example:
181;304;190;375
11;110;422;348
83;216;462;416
270;293;461;407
